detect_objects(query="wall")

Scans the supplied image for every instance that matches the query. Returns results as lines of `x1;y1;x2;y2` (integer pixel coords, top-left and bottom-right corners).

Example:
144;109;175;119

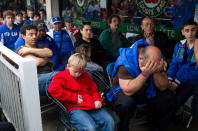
46;0;60;21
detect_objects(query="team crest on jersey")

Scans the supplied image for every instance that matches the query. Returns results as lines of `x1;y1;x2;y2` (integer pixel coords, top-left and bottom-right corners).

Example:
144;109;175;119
176;47;184;59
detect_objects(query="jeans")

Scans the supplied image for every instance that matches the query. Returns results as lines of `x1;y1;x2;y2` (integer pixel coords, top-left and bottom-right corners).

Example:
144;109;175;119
69;109;115;131
38;71;58;96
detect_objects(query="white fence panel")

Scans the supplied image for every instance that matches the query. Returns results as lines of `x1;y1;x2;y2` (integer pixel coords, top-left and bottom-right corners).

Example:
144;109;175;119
0;44;42;131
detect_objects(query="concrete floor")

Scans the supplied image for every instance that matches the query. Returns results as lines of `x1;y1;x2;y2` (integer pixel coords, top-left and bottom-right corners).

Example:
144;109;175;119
42;108;65;131
42;108;198;131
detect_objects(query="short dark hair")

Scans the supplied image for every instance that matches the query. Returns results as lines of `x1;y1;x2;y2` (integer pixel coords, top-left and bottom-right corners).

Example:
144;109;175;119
33;12;40;18
183;20;197;28
27;7;34;11
79;21;91;30
20;24;37;35
108;14;121;25
39;9;46;15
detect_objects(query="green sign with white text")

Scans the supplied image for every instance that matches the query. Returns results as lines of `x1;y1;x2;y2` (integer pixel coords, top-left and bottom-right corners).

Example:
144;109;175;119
72;18;184;40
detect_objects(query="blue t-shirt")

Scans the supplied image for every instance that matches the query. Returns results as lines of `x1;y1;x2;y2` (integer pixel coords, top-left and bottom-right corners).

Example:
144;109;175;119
53;30;74;55
0;24;20;50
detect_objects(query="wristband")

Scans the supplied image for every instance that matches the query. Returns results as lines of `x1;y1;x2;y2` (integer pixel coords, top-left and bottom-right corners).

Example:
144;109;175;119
174;79;181;86
168;77;173;81
141;72;149;78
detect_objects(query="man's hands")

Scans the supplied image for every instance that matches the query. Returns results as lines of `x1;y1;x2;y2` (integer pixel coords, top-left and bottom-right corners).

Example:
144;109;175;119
156;59;167;72
139;58;167;77
145;33;154;45
77;95;83;104
139;59;158;76
18;46;53;58
168;80;178;92
18;46;32;56
94;101;102;109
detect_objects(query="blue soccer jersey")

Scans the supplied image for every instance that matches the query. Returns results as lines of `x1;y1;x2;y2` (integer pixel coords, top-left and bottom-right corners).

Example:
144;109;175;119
0;24;20;50
52;30;74;55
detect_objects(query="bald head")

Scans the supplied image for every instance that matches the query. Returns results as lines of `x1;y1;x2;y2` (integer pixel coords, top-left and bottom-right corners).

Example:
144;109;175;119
147;46;162;60
139;46;162;62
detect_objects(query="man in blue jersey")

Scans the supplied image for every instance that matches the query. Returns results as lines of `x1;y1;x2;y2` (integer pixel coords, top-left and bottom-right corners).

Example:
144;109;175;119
14;22;63;70
0;10;20;51
47;17;74;66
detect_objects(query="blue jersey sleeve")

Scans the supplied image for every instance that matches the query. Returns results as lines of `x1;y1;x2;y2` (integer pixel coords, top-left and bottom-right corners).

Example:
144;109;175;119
175;64;198;85
14;36;25;52
167;42;181;79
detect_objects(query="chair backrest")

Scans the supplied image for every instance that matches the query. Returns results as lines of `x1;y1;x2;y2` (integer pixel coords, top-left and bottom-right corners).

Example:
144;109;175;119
45;89;67;113
45;89;77;130
87;71;111;93
106;63;115;87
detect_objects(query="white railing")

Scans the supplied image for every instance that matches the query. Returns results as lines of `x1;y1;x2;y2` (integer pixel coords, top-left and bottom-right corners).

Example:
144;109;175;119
0;43;42;131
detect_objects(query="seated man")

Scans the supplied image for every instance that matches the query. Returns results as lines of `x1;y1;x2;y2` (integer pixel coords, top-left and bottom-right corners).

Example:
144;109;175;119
111;40;175;131
14;22;63;71
99;14;129;61
167;20;198;120
47;17;75;66
64;17;79;40
48;53;115;131
131;17;175;61
16;24;57;95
